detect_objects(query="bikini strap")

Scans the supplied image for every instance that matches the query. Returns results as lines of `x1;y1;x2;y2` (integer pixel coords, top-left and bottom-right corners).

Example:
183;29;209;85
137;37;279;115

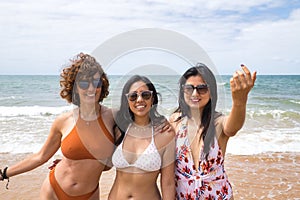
97;106;114;143
151;123;155;140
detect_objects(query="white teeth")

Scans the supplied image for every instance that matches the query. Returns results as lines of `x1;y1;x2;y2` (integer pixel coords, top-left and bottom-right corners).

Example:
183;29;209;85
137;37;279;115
136;105;145;109
191;99;200;102
87;94;95;97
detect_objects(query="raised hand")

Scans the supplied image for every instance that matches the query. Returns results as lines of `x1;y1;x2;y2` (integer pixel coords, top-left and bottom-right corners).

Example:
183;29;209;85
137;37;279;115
230;64;257;106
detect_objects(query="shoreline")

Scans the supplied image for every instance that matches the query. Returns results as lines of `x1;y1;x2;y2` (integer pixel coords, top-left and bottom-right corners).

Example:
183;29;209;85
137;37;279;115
0;152;299;199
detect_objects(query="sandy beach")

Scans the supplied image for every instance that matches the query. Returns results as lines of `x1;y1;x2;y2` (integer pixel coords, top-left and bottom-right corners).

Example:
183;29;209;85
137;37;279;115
0;152;299;199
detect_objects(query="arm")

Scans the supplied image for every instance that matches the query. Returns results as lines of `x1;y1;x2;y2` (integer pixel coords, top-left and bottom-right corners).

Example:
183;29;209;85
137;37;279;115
160;130;176;200
103;157;113;171
1;115;63;179
223;65;257;136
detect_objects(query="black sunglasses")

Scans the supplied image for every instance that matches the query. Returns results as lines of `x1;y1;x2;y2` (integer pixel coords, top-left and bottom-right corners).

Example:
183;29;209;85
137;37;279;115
183;84;209;95
77;79;102;90
125;91;153;101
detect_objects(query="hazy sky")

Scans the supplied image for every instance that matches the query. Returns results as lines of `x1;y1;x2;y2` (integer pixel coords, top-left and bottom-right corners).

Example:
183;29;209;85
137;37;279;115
1;0;299;75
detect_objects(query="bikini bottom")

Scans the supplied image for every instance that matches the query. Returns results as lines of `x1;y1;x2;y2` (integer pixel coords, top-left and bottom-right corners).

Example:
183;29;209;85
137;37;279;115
49;168;98;200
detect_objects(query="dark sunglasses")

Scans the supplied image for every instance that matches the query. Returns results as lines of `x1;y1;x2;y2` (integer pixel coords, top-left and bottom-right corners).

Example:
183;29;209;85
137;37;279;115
183;84;209;95
125;90;153;101
77;79;102;90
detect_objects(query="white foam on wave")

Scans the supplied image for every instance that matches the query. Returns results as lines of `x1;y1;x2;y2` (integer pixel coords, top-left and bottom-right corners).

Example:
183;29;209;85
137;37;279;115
248;109;299;118
0;105;72;117
0;96;19;100
1;106;299;155
226;127;300;155
289;99;300;105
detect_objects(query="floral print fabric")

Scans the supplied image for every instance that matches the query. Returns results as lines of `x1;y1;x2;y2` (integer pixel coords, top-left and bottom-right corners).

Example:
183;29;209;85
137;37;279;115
175;117;233;200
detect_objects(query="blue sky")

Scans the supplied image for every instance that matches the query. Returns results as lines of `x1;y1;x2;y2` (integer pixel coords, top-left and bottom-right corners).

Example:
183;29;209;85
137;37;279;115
0;0;299;75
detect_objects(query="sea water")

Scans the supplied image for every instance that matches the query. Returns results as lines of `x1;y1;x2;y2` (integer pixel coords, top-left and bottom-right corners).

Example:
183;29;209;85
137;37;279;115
0;75;299;155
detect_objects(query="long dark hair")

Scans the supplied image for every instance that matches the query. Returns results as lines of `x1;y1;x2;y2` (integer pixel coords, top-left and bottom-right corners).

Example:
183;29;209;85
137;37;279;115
173;63;218;158
114;75;165;145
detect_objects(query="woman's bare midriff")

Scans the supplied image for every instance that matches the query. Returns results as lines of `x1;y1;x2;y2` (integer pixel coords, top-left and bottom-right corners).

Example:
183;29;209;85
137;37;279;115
53;158;104;196
108;170;161;200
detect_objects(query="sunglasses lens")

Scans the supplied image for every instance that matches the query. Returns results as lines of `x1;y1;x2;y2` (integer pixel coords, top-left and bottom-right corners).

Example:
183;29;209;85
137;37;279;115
196;85;208;94
183;84;208;94
183;85;194;94
126;91;152;101
92;79;102;88
127;92;138;101
78;79;102;90
78;81;89;90
141;91;152;100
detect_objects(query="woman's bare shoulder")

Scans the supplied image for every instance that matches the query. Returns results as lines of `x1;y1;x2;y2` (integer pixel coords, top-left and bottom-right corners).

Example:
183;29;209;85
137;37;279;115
53;109;72;123
100;105;113;115
155;126;175;149
100;105;114;121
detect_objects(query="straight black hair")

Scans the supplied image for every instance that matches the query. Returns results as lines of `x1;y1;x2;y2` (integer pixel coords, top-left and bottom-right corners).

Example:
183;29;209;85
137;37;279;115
114;75;165;145
173;63;219;158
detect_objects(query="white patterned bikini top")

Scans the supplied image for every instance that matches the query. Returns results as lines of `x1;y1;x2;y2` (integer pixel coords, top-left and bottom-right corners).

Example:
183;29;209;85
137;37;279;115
112;124;161;172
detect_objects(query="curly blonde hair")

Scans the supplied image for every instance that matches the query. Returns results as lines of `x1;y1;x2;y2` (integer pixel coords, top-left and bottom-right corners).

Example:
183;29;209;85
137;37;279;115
60;53;109;105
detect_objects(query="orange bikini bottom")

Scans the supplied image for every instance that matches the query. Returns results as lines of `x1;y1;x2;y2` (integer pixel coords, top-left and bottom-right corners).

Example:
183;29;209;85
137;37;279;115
49;168;98;200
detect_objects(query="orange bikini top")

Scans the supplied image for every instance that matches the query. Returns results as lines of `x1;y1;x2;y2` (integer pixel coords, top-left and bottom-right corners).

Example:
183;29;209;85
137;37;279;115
61;114;114;160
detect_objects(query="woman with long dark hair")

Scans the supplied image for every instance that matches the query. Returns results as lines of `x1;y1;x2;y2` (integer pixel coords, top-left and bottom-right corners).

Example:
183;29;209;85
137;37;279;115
109;75;175;200
170;63;256;199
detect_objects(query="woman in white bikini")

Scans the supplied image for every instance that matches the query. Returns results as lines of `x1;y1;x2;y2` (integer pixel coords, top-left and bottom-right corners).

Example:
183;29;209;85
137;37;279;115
109;75;175;200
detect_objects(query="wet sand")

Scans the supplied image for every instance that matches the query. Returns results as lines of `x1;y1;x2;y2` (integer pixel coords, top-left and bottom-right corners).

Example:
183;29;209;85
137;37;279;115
0;152;299;199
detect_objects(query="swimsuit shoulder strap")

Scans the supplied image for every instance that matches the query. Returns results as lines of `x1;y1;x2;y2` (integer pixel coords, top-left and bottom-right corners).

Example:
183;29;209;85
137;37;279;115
98;107;114;143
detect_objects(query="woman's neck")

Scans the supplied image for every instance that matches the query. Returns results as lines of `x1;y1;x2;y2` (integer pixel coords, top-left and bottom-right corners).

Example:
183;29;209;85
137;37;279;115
134;116;151;126
79;103;100;120
190;108;202;122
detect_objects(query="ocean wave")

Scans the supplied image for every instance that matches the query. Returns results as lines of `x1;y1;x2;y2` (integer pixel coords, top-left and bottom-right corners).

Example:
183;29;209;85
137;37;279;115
227;127;300;155
289;100;300;105
0;96;22;100
0;105;72;117
217;82;227;86
247;109;300;120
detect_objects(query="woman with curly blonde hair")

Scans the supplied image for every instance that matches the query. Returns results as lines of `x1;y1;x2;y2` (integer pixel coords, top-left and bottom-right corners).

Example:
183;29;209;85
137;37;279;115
0;53;115;199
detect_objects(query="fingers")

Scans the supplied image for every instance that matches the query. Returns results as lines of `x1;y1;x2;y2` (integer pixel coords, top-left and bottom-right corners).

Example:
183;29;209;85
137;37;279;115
241;64;257;86
48;159;62;170
232;64;256;89
154;119;172;133
159;122;172;133
154;123;163;132
252;70;257;85
231;71;243;91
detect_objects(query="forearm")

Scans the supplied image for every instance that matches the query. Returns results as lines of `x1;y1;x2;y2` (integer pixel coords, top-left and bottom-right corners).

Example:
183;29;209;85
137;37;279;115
224;103;246;136
161;163;175;200
225;65;256;136
3;153;48;178
161;181;175;200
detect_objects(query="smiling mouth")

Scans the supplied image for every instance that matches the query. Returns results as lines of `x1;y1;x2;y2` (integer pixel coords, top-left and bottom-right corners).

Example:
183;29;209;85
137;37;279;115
86;93;95;97
135;105;146;109
191;98;200;102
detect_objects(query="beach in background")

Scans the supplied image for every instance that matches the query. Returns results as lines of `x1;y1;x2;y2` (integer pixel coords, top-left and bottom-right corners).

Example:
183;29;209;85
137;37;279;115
1;152;299;199
0;75;299;199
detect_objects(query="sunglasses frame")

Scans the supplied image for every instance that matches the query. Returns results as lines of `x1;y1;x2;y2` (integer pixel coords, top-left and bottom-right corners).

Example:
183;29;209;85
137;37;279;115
183;84;209;95
125;90;153;102
77;78;102;90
